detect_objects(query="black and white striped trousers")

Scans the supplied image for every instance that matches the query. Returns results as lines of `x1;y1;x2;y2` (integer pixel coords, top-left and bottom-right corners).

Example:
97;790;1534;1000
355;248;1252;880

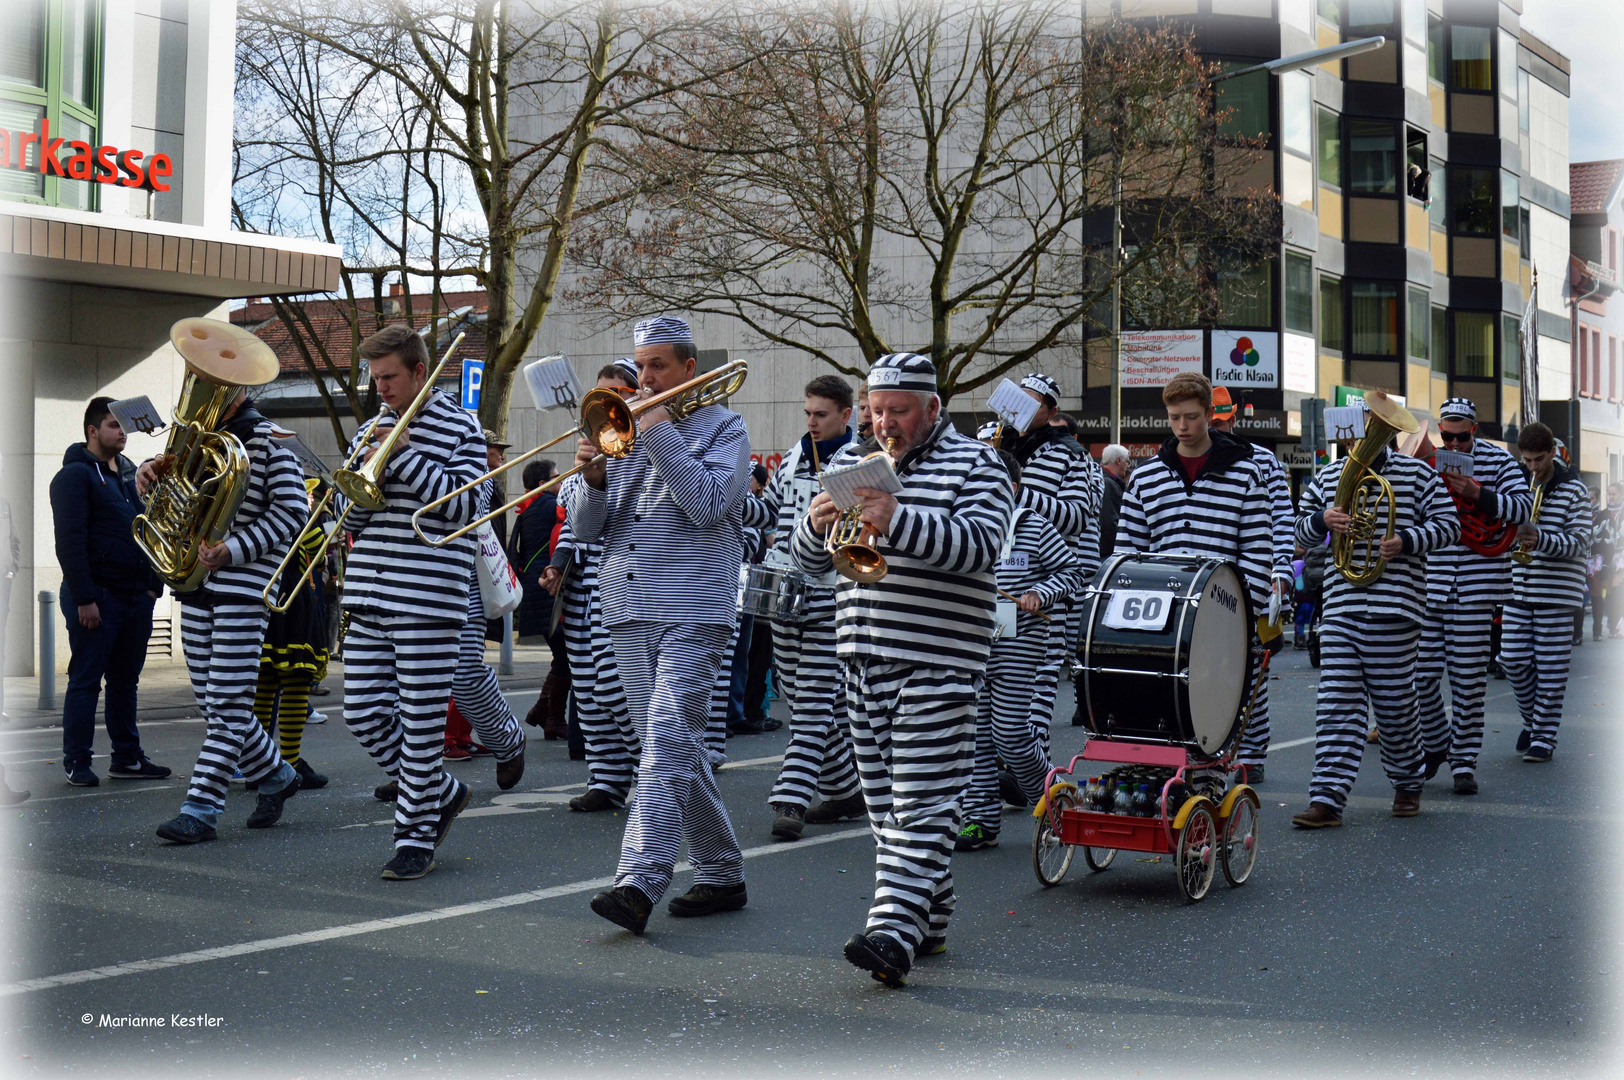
964;628;1049;830
1417;605;1495;773
563;586;639;802
704;622;739;770
845;661;980;959
180;602;283;811
1307;619;1424;811
1500;604;1577;752
343;614;460;850
452;582;524;762
767;592;860;810
1237;635;1272;766
1023;601;1070;756
608;620;743;902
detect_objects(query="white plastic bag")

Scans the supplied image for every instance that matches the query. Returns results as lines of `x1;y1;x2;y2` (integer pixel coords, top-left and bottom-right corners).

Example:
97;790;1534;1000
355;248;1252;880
474;522;523;619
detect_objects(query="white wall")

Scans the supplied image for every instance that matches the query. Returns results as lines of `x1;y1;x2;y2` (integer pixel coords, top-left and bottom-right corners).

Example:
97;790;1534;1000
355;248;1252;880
1528;75;1570;195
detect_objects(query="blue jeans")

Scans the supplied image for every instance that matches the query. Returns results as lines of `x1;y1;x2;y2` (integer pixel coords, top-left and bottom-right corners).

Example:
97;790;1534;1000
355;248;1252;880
727;613;754;727
61;584;155;773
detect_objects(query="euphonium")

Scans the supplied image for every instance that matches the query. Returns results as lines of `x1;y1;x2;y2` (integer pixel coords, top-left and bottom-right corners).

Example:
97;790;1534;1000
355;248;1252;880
1511;484;1544;565
826;438;897;584
1330;391;1420;586
132;318;280;592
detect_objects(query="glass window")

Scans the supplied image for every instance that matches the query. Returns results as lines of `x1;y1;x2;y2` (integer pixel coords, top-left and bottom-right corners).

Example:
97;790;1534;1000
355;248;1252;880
1285;253;1314;334
1501;173;1519;240
62;0;96;109
1348;120;1397;195
1498;30;1517;102
0;2;45;88
1518;69;1530;132
1427;17;1446;84
1318;0;1340;22
1451;26;1493;91
1429;162;1447;227
1503;314;1520;382
1216;259;1274;327
1520;204;1531;260
1282;73;1312;157
1320;274;1344;352
1450;168;1495;234
1454;311;1496;376
1318;107;1341;189
1431;306;1448;373
1348;0;1395;28
1404;0;1426;42
1351;282;1400;356
1217;63;1270;140
1;0;100;210
1408;288;1429;361
0;98;45;199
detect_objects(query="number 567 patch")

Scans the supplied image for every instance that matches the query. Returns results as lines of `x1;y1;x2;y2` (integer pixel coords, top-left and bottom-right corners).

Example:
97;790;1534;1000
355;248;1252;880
1102;590;1174;632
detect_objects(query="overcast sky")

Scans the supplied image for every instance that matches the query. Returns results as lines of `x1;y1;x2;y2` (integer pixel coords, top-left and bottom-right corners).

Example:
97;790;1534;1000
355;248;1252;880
1518;0;1624;165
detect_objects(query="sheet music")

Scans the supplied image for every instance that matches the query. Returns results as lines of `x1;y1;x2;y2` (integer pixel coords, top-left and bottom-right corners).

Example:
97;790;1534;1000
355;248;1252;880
107;396;165;437
1432;449;1473;477
1323;405;1366;442
819;452;902;510
985;378;1039;434
523;355;585;411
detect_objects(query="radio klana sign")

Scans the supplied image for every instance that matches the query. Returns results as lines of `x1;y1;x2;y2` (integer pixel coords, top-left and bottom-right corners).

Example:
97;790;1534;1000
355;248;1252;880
0;119;173;191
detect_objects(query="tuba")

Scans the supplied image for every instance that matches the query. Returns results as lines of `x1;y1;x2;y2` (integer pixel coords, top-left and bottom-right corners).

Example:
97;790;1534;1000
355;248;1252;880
1510;483;1544;565
132;318;280;592
1330;391;1420;586
825;438;897;584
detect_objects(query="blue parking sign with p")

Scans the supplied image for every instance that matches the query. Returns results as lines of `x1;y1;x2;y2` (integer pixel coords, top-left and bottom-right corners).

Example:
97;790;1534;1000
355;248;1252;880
461;359;484;411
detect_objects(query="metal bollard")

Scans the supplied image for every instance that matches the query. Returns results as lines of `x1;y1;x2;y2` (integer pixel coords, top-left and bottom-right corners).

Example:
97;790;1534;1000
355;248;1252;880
37;590;56;711
499;610;514;676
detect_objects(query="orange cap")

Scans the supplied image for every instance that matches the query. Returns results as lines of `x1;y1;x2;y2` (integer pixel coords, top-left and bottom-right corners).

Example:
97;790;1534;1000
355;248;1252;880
1211;385;1235;417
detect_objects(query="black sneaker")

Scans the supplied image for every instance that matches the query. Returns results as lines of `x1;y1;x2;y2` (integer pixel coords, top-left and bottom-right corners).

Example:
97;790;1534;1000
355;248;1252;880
1523;745;1554;763
954;822;999;851
156;813;217;844
843;932;910;988
667;881;748;917
65;766;99;788
1515;728;1532;754
590;885;654;934
108;757;171;780
770;803;805;842
761;717;783;732
1242;763;1265;785
998;769;1028;808
569;788;623;813
245;774;301;829
435;780;472;848
1453;772;1479;795
805;792;866;824
728;717;766;735
381;847;436;880
374;779;399;802
496;749;525;791
1421;749;1448;781
918;936;947;957
293;759;329;790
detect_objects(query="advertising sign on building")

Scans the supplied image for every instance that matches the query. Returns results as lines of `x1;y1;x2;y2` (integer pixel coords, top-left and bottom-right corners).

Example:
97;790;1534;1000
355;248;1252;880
1211;330;1279;389
1282;332;1316;394
1120;330;1204;388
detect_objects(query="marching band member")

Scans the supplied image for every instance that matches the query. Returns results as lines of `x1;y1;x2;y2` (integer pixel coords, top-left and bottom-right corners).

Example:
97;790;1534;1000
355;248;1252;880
149;391;307;844
741;374;864;842
1208;385;1295;780
570;316;752;935
338;325;486;881
794;352;1014;988
1291;395;1459;828
1502;423;1593;763
958;449;1081;851
1415;398;1532;794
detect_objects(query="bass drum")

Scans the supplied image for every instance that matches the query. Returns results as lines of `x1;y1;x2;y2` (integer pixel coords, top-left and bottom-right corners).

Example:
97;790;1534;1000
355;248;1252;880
1077;554;1252;759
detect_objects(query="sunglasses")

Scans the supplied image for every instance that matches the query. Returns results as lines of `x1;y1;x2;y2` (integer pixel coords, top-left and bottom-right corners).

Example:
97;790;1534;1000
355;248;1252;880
1438;429;1474;443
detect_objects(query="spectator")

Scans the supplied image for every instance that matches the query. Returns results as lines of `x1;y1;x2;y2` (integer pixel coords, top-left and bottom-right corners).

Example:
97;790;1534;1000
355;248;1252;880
48;397;170;787
1098;443;1130;559
1599;482;1624;640
482;428;513;644
512;459;569;735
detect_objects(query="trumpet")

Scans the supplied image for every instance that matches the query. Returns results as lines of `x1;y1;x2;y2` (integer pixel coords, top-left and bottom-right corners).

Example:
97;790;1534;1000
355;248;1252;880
825;438;897;583
411;359;749;548
1511;484;1544;565
263;333;463;612
1330;390;1420;585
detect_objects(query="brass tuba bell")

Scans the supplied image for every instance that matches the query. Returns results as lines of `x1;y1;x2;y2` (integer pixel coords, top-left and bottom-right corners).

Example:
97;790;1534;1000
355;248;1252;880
132;318;280;591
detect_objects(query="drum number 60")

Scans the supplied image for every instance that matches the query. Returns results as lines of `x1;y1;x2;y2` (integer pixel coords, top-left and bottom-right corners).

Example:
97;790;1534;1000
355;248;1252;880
1105;589;1174;631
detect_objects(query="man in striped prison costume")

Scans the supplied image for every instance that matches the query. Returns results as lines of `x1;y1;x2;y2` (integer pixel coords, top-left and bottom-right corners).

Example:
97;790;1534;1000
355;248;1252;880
1208;384;1298;780
1415;397;1533;795
151;394;307;845
740;374;864;842
958;448;1082;850
999;374;1099;749
793;352;1014;988
1291;393;1460;828
571;316;752;936
337;324;487;881
1501;422;1593;763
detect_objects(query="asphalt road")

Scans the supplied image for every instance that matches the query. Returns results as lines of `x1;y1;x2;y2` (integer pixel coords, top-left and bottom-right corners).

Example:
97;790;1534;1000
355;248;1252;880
1;638;1619;1079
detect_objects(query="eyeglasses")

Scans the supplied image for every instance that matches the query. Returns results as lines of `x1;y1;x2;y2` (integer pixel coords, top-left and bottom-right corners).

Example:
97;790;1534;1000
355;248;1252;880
1438;430;1474;444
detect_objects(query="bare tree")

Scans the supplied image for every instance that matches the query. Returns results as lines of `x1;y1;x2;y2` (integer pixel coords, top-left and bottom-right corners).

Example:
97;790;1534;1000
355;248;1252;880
570;0;1280;403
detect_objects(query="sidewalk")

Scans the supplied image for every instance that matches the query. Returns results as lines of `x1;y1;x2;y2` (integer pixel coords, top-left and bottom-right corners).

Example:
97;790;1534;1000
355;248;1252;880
1;642;558;732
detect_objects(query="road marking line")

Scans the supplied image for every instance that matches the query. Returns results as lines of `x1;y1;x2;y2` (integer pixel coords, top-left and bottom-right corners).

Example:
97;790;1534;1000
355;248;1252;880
0;825;872;997
1268;736;1315;752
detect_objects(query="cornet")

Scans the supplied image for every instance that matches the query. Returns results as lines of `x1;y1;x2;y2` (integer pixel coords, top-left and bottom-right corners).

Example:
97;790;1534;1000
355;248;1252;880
1510;484;1544;566
825;438;897;584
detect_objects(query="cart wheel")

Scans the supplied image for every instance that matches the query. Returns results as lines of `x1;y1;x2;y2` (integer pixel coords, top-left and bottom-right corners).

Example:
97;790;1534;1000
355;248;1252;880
1082;844;1116;872
1220;790;1260;887
1176;803;1217;903
1032;791;1075;888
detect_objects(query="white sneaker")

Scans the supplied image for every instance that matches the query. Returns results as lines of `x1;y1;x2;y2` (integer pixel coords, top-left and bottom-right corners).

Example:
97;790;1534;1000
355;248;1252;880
307;710;328;725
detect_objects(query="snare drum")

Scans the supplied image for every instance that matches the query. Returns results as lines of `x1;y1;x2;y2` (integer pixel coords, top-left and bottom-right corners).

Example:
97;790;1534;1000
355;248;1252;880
738;564;810;623
1075;554;1253;758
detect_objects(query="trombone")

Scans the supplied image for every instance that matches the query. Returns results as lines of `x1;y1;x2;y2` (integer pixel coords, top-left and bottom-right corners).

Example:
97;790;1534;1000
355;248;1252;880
262;333;464;613
411;359;750;548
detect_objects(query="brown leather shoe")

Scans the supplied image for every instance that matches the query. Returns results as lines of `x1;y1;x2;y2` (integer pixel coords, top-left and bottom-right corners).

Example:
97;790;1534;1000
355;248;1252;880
1290;803;1342;829
496;748;525;791
1392;789;1421;816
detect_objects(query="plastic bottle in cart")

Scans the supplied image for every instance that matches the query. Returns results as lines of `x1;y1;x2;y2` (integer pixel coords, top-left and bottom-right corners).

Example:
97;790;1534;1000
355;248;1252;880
1113;781;1134;815
1133;784;1153;817
1097;778;1113;812
1080;777;1096;809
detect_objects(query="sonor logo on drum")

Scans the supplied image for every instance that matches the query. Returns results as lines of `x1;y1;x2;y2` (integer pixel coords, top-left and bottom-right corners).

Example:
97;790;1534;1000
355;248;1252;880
1208;583;1238;613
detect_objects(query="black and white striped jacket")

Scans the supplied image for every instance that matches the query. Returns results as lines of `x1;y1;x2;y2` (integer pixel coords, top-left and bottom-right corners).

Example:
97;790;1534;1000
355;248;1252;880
339;389;485;625
998;507;1082;635
1113;432;1277;611
1510;463;1593;609
1245;440;1297;584
741;432;852;595
551;478;603;605
1297;449;1460;625
791;418;1015;672
567;403;750;628
198;414;307;605
1424;438;1534;606
1009;427;1101;579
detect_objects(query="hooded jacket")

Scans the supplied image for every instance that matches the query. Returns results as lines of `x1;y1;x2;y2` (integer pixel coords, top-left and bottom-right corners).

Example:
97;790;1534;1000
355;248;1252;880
49;443;163;606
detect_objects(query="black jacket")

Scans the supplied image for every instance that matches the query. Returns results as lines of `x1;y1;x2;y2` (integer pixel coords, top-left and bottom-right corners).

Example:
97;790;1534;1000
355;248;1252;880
1099;469;1125;560
49;443;162;606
